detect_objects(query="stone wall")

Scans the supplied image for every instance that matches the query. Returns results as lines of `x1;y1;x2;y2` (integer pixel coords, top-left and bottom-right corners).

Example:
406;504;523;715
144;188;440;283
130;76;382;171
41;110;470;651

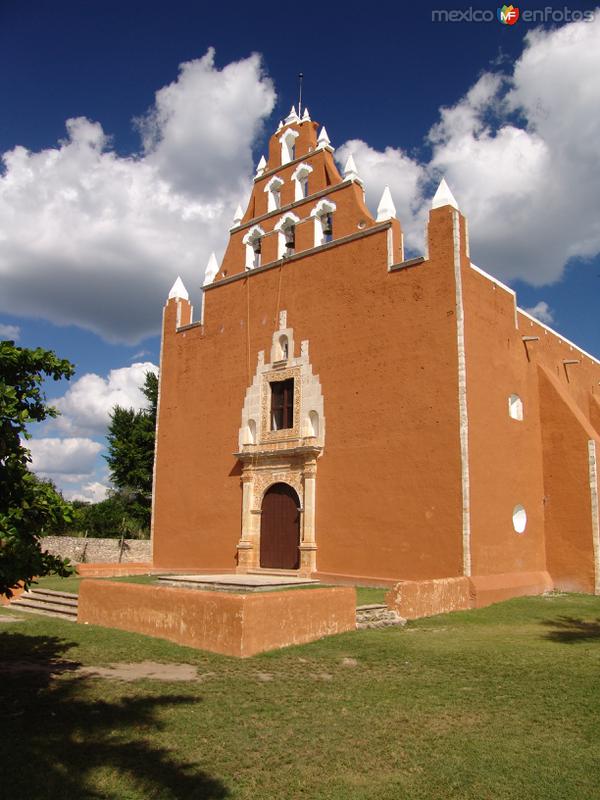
41;536;151;564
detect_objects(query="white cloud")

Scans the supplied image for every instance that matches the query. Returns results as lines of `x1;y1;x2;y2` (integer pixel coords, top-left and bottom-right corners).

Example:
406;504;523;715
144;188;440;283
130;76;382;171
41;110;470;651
28;437;102;477
0;50;276;344
0;323;20;340
28;361;157;501
337;15;600;286
524;301;554;325
63;481;110;504
335;140;426;252
51;361;158;436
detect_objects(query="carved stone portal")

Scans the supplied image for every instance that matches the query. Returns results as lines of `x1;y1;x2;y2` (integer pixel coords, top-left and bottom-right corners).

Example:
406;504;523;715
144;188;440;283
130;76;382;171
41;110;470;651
235;313;324;575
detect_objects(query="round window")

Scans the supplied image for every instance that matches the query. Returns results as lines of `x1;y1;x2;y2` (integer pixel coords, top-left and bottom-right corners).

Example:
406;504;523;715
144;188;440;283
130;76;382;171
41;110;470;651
512;505;527;534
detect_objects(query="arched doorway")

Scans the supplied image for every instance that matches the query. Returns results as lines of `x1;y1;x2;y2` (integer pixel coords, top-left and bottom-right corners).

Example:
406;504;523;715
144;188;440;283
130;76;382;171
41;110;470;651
260;483;300;569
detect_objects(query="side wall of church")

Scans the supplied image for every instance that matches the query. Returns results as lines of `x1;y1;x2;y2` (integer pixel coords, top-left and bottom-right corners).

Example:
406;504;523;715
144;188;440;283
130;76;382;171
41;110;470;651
462;257;600;589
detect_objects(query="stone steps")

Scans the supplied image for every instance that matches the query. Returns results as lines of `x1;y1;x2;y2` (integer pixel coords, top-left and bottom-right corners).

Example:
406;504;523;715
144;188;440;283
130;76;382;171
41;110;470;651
356;603;406;629
10;588;79;621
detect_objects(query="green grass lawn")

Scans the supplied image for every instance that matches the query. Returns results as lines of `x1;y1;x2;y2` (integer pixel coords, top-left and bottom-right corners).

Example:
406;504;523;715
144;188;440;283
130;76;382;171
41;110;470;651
1;593;599;799
32;575;388;606
33;573;158;593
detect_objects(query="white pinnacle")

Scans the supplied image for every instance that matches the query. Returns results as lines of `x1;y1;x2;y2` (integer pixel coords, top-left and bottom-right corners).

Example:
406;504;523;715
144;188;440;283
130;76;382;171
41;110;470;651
276;119;283;132
431;178;459;211
376;185;397;222
168;276;189;301
232;204;243;226
317;126;331;149
255;155;267;177
302;107;311;121
285;105;299;124
343;154;360;182
203;253;219;287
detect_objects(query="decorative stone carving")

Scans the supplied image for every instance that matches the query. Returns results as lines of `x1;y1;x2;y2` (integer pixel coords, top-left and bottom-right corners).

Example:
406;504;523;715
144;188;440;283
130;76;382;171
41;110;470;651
235;314;325;575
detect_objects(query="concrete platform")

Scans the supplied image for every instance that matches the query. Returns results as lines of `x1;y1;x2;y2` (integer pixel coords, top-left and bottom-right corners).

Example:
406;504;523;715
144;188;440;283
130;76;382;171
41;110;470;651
77;580;355;657
157;573;320;592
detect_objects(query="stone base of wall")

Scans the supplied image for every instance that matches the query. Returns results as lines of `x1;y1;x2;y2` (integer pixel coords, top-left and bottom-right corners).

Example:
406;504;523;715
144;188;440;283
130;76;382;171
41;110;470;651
385;571;555;620
42;536;151;564
385;577;472;620
469;570;553;608
77;581;356;657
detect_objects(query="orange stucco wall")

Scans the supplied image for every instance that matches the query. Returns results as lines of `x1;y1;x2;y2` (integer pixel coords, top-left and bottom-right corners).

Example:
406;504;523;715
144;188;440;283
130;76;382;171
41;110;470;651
153;215;465;581
538;367;599;591
151;114;600;599
462;257;600;591
77;581;356;657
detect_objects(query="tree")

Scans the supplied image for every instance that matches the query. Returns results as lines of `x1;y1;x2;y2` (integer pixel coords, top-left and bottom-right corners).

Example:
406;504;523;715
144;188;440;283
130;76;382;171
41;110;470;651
0;341;76;597
105;371;158;530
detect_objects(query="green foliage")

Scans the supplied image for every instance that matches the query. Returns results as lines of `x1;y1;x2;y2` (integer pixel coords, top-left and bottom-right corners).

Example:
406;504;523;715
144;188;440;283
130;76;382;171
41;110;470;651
0;340;76;597
70;489;150;539
105;370;158;531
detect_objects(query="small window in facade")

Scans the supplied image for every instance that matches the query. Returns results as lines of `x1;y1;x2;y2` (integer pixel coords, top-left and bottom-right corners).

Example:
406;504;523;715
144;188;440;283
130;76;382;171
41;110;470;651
279;335;289;360
508;394;523;421
265;176;284;213
243;226;264;270
271;378;294;430
512;504;527;533
292;163;313;201
284;224;295;255
311;199;336;247
280;129;299;165
252;238;261;268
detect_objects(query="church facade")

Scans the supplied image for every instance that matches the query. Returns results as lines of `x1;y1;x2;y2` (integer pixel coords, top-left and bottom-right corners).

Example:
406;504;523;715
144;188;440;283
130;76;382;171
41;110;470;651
151;107;600;603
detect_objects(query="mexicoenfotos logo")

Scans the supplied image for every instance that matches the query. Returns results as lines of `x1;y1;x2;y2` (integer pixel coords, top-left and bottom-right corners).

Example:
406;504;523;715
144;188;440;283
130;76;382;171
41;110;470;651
431;6;595;23
498;4;520;24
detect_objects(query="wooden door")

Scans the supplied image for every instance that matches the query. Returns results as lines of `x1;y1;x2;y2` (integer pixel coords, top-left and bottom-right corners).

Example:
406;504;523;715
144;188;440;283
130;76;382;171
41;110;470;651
260;483;300;569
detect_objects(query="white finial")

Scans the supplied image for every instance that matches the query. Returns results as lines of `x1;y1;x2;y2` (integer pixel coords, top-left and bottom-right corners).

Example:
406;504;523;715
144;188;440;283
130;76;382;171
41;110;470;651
431;178;459;211
376;185;397;222
232;204;243;227
203;253;219;287
168;276;189;301
276;120;283;132
285;105;299;125
317;126;331;149
343;154;361;183
302;107;311;122
255;155;267;177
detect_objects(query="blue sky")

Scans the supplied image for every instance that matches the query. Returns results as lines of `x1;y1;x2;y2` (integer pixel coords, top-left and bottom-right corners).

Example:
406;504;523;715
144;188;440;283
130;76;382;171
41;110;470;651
1;1;599;501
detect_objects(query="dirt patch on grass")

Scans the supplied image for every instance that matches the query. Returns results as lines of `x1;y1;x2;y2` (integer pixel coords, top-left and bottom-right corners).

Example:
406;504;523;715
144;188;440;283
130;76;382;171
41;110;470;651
0;659;201;682
77;661;200;681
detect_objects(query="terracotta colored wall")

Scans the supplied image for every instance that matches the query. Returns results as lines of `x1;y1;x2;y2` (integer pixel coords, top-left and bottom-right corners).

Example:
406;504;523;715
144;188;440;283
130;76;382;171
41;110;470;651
386;577;472;619
153;214;465;582
538;366;599;591
462;256;600;592
462;266;548;578
77;581;356;657
469;570;553;608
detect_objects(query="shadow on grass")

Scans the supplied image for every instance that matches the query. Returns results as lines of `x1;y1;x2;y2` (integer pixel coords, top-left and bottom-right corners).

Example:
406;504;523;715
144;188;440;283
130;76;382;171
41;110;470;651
542;616;600;643
0;633;229;799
